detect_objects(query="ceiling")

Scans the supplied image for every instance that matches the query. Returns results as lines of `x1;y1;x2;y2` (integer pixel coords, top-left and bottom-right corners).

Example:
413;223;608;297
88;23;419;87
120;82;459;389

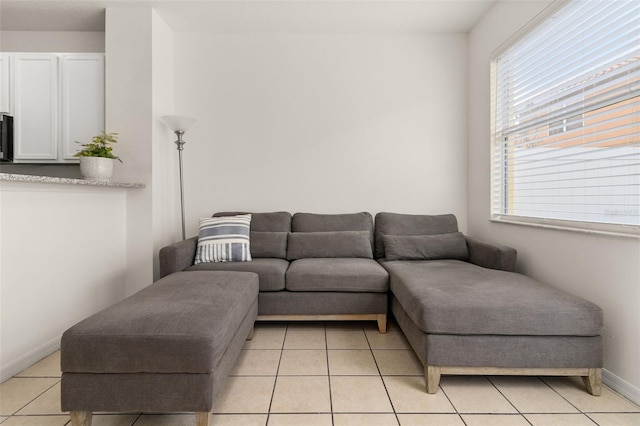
0;0;496;33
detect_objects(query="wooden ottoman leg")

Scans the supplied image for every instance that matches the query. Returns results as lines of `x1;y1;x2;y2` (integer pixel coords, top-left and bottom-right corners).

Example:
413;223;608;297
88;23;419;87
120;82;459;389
425;365;441;394
70;411;92;426
246;325;255;340
583;368;602;396
196;411;211;426
377;314;387;334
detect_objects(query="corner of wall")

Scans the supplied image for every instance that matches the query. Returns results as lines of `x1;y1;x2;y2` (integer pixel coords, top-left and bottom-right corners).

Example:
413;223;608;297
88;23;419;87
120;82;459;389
151;9;180;281
105;7;155;294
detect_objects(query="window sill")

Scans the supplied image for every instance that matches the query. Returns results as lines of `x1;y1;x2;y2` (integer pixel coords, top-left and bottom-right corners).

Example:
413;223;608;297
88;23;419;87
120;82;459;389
490;215;640;239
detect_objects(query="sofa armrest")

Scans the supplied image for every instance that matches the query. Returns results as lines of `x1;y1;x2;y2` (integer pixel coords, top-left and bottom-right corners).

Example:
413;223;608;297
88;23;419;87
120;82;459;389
159;237;198;278
465;237;517;272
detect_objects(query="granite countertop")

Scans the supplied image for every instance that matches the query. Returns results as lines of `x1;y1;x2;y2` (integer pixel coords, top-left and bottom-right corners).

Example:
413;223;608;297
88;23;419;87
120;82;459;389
0;173;145;188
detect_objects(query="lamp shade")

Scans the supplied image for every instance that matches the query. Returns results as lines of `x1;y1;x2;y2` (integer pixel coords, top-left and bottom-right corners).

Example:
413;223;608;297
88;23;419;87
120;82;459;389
161;115;196;132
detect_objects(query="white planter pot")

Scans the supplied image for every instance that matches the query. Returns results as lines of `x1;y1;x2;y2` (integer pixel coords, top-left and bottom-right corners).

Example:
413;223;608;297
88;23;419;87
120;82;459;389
79;157;115;180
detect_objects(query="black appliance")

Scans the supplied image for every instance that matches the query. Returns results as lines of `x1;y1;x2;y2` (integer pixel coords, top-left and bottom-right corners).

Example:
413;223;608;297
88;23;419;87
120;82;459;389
1;114;13;162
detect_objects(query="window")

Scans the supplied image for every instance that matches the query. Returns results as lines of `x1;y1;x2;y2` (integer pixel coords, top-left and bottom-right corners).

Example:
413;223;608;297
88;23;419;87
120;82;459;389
491;0;639;233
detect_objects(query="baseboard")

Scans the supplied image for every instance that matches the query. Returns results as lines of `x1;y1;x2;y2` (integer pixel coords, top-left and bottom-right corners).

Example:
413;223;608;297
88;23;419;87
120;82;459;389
0;335;61;383
603;368;640;406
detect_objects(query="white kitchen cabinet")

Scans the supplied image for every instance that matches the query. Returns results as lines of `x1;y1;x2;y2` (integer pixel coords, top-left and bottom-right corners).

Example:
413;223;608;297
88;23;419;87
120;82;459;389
6;52;105;163
12;54;58;161
60;54;105;160
0;54;10;113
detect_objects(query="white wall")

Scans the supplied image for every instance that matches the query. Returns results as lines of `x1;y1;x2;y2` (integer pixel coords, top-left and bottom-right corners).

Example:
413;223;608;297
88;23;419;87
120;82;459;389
0;31;105;53
106;8;184;285
174;33;468;237
105;8;155;294
468;0;640;403
151;12;180;279
0;9;176;381
0;182;127;381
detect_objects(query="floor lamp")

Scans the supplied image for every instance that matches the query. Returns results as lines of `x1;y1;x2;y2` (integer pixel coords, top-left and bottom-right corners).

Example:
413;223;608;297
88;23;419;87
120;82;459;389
161;115;197;240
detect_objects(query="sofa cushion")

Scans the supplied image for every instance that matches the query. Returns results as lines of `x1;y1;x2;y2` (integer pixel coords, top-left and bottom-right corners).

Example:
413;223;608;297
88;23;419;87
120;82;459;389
292;212;374;248
195;214;252;263
292;212;373;232
374;213;459;259
60;271;259;374
287;231;373;260
187;258;289;292
286;258;388;292
212;212;291;258
251;231;288;259
383;232;469;261
214;211;291;232
382;259;603;336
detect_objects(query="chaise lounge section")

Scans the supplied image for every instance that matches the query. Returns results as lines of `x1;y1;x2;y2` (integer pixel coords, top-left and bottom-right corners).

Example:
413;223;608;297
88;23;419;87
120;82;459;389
375;212;604;395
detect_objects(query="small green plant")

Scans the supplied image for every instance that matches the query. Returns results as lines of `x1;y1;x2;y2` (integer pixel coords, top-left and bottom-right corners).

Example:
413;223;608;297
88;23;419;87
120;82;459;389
74;131;122;162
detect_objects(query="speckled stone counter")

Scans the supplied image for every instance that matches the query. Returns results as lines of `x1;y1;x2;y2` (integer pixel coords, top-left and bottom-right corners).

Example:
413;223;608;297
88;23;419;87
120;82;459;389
0;173;145;188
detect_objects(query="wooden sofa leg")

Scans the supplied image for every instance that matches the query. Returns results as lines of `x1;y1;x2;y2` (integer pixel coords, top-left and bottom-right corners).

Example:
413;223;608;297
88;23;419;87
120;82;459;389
196;411;211;426
582;368;602;396
377;314;387;334
246;325;255;340
70;411;92;426
425;365;441;394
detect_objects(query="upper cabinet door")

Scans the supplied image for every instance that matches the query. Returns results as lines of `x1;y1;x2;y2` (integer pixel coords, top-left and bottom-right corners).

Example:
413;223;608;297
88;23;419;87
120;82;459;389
0;54;10;114
60;54;105;160
12;54;58;161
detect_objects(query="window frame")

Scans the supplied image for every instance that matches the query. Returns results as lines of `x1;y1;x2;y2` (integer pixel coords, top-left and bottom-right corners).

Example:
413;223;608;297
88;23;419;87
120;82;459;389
489;0;640;238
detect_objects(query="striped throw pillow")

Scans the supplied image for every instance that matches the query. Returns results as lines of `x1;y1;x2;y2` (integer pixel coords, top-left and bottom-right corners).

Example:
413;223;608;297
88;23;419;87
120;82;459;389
194;214;252;263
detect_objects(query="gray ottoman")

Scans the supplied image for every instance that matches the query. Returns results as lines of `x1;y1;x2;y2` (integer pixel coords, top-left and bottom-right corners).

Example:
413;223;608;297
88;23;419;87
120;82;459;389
61;271;259;426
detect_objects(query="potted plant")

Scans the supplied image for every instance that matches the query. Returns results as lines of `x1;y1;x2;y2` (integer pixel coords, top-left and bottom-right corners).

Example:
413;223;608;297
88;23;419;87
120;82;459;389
74;131;122;180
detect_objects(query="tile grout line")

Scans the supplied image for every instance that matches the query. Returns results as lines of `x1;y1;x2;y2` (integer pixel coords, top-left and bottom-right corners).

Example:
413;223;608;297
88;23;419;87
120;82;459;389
438;377;469;426
539;376;587;415
3;377;61;418
130;412;143;425
518;377;600;424
585;412;602;426
486;375;533;425
13;375;60;379
323;322;335;426
364;322;401;426
264;322;288;425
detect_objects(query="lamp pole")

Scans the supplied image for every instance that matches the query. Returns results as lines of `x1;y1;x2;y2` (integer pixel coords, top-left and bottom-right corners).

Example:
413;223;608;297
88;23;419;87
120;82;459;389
175;130;186;240
161;115;197;241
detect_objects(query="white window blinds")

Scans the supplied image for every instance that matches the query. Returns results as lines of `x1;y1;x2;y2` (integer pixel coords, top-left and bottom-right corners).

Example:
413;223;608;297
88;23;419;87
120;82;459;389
492;0;639;230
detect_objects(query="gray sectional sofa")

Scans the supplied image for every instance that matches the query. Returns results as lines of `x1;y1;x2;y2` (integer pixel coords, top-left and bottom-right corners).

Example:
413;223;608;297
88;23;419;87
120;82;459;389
160;212;390;333
159;211;603;394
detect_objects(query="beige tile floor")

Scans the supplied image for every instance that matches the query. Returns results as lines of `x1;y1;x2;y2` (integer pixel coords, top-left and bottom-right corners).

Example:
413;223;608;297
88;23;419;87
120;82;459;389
1;321;639;425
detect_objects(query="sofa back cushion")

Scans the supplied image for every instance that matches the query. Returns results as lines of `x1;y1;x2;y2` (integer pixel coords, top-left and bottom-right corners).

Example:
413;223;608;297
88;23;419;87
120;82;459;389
374;213;460;259
250;232;288;259
287;231;373;260
213;211;291;258
214;211;291;231
383;232;469;261
291;212;375;258
293;211;373;235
